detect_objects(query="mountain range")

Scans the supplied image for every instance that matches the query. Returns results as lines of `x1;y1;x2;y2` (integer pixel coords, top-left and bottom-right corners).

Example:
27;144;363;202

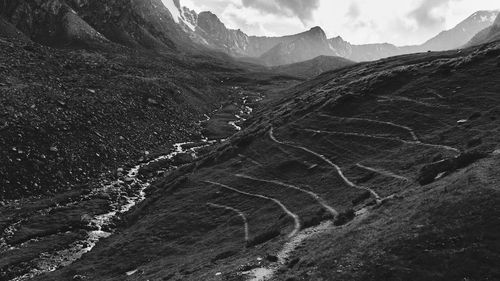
161;1;499;65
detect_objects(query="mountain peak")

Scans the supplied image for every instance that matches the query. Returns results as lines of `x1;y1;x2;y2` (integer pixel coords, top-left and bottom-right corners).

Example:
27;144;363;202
308;26;326;35
466;10;499;25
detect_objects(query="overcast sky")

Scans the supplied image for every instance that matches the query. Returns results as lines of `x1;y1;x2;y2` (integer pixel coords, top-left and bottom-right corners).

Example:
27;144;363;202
181;0;499;45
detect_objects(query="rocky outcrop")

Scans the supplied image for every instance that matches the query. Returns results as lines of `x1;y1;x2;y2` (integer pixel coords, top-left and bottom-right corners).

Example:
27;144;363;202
417;152;487;185
195;11;250;57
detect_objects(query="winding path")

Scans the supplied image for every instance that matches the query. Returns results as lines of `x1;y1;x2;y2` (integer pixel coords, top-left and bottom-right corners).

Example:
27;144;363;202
207;203;250;242
378;95;450;109
356;163;410;182
318;114;419;141
302;128;460;153
235;174;339;218
269;128;381;201
204;181;301;237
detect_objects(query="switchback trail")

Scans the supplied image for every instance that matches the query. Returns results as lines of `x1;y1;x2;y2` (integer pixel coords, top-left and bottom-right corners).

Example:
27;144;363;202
356;163;411;182
318;113;419;141
204;181;301;237
302;129;460;154
207;203;250;243
245;221;336;281
379;95;451;109
269;127;382;201
235;174;339;218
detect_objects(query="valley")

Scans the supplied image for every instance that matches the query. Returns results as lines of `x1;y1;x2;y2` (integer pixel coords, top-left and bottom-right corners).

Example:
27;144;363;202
1;1;500;281
0;81;268;280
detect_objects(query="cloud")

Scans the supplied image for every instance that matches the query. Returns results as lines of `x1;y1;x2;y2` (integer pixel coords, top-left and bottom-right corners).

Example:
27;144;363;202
409;0;452;29
240;0;320;23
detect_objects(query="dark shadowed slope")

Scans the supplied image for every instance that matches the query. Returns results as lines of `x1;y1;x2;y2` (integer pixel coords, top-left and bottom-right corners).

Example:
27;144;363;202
33;39;500;281
272;55;355;79
0;0;194;50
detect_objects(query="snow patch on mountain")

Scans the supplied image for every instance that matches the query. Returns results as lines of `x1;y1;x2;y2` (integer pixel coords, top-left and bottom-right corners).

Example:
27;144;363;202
161;0;181;23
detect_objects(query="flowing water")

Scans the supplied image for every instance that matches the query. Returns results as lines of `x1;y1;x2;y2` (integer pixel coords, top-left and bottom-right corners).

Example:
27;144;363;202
5;92;257;281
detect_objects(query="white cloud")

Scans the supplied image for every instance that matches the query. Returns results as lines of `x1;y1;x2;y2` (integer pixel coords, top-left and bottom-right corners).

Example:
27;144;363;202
181;0;499;45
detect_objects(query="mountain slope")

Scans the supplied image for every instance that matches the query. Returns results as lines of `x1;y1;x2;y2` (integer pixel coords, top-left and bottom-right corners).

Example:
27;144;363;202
466;13;500;47
418;10;499;51
272;55;355;78
34;38;500;281
0;0;200;51
259;27;336;66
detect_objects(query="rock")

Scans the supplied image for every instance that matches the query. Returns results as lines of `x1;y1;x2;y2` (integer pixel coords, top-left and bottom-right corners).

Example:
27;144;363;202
124;177;134;183
334;209;356;226
147;98;159;105
266;254;278;263
417;152;487;185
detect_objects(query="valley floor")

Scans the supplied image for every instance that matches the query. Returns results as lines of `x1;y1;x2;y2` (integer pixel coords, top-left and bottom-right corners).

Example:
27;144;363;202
2;37;500;281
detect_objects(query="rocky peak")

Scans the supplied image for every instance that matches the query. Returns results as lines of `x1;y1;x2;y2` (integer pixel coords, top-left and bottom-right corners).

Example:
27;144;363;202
197;11;225;33
302;26;327;40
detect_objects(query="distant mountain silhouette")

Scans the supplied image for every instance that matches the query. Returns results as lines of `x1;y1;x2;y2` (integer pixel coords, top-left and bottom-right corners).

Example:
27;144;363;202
173;4;498;65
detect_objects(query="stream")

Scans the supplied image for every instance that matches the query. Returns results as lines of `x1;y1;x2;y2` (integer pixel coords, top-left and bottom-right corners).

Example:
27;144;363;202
3;91;257;281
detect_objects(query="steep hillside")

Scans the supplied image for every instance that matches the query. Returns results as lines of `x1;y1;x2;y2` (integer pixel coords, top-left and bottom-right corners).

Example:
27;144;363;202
0;0;199;50
272;55;355;79
25;38;500;281
0;1;299;201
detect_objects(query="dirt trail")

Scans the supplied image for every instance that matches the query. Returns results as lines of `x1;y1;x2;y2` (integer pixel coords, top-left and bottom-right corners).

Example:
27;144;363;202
302;129;460;153
235;174;338;218
244;221;335;281
204;181;301;237
356;163;411;182
318;114;419;141
269;128;382;201
378;95;451;108
207;203;250;243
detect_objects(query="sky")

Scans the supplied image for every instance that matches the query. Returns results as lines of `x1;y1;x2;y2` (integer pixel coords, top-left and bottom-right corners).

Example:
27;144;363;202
180;0;499;45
